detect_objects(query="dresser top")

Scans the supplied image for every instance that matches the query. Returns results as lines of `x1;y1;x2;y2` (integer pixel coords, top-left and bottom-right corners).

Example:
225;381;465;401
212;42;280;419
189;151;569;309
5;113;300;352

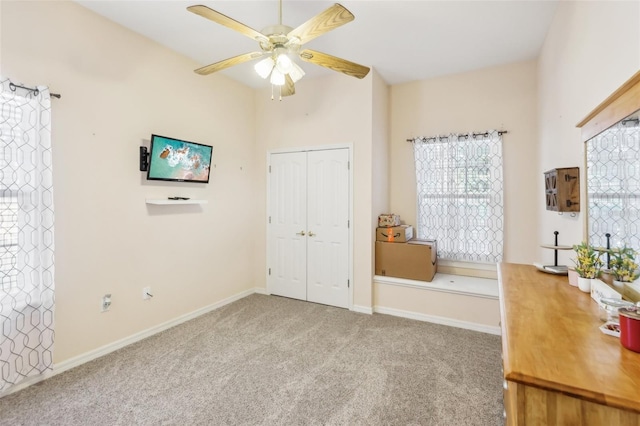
499;263;640;413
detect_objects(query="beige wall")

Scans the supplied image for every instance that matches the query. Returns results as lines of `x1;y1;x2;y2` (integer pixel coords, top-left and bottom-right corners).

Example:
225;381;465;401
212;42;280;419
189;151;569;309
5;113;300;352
2;1;257;363
537;1;640;266
372;70;390;279
373;284;499;328
389;60;539;266
253;71;383;309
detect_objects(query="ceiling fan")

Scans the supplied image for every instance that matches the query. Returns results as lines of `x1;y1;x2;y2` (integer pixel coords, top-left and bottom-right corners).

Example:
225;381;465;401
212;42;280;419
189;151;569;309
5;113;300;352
187;1;370;99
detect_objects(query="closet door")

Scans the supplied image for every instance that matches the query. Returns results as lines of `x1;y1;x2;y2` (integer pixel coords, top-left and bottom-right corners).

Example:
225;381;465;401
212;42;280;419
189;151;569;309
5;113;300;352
306;149;349;308
268;148;350;308
268;152;308;301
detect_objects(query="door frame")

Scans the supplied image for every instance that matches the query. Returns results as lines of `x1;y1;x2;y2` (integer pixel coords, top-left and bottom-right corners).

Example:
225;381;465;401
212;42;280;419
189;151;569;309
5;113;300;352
266;143;354;310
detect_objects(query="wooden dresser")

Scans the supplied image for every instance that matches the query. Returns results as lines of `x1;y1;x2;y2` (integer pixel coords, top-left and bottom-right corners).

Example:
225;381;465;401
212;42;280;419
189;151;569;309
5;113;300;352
498;263;640;425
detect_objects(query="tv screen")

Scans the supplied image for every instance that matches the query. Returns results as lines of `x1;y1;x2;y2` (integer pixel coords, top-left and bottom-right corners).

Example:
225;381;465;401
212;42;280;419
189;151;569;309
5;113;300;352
147;134;213;183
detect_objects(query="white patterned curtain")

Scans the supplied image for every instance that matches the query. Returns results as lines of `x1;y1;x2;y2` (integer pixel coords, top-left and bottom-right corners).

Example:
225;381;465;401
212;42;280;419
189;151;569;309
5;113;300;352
587;118;640;257
413;131;504;263
0;78;55;393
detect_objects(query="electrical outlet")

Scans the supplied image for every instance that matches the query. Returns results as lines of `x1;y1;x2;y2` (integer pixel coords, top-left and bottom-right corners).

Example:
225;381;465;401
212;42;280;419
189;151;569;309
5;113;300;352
101;294;112;312
143;287;152;300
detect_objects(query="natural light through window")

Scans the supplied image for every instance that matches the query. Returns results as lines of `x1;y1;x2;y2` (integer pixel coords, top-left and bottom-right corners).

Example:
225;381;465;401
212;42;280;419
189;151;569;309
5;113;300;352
413;131;504;263
0;194;18;294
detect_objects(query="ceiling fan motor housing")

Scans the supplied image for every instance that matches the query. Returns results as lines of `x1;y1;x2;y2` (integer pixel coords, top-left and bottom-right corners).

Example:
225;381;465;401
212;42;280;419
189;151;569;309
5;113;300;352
259;24;296;51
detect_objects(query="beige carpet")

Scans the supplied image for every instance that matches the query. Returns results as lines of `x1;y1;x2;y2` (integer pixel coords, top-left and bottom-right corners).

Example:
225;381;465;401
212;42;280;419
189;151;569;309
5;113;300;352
0;294;504;425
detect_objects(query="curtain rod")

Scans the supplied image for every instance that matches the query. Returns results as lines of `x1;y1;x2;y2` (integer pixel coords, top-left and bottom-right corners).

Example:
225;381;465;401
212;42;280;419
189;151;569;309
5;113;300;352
406;130;508;142
8;82;61;99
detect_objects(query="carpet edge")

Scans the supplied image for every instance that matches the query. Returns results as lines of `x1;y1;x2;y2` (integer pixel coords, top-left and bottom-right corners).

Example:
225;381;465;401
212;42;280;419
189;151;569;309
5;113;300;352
0;287;261;398
374;305;501;335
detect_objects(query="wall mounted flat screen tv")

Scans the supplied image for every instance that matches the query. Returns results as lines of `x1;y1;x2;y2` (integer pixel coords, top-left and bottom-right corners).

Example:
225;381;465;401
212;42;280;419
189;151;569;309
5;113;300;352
147;134;213;183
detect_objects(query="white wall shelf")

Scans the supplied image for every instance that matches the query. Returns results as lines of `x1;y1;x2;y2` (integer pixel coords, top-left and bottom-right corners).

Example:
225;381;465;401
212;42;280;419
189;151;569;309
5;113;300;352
145;199;207;205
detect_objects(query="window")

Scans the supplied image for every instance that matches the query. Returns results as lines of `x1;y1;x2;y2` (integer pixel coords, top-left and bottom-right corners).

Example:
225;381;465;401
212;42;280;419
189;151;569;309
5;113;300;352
0;193;18;294
1;96;23;297
0;79;55;392
413;131;504;263
0;85;55;302
587;118;640;252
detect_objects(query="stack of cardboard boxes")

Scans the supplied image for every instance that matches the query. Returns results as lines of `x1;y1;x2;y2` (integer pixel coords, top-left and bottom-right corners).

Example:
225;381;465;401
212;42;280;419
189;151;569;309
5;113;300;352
375;214;437;282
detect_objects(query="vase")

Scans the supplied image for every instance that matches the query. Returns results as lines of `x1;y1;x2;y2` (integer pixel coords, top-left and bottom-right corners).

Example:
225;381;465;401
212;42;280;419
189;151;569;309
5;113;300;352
612;280;625;292
628;279;640;292
577;277;592;293
568;268;578;287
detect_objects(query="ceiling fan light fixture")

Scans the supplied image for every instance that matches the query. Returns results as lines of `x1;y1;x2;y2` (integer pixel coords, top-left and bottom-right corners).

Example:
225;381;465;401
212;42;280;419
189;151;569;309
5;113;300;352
254;57;275;79
289;62;305;83
275;53;293;74
270;68;286;86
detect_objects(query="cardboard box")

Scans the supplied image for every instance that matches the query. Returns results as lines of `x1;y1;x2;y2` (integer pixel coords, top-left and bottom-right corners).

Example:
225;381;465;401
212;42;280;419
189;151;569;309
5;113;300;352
376;225;413;243
378;214;401;227
375;239;437;282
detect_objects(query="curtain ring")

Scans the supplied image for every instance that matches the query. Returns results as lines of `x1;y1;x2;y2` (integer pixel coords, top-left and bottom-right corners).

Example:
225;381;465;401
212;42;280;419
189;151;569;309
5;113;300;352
9;82;17;92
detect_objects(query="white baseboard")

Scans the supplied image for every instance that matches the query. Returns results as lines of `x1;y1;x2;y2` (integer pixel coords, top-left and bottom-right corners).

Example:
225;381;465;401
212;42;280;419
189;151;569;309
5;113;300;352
351;304;373;315
0;369;57;398
374;305;501;336
1;287;259;398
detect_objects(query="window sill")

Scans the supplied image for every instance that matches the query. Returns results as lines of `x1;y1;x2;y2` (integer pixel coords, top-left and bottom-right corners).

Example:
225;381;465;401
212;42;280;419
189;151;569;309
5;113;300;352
437;259;497;271
373;273;499;300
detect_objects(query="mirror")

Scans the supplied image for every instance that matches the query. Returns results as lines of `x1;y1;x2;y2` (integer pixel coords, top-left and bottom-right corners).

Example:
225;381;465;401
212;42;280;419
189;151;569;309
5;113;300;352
578;70;640;301
586;109;640;253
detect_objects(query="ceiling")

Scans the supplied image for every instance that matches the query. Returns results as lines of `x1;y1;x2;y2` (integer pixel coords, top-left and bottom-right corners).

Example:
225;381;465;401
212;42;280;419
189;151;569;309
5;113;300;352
75;0;559;89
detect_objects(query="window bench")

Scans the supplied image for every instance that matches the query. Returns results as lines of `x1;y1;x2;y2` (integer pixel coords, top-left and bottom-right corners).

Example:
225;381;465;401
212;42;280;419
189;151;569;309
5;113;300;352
372;273;501;335
374;273;498;299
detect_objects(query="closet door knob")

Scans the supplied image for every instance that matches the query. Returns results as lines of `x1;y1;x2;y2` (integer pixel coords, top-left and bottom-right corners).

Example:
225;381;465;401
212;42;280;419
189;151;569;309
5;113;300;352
308;231;316;237
296;231;306;236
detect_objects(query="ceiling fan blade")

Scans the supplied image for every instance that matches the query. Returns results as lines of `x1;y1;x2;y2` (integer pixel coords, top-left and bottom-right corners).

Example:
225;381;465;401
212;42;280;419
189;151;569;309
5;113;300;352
187;5;269;44
299;49;370;79
287;3;354;45
282;74;295;97
195;52;264;75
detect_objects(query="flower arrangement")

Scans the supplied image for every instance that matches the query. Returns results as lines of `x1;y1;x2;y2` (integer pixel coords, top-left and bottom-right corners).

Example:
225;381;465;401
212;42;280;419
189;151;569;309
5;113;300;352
572;242;603;279
608;246;639;283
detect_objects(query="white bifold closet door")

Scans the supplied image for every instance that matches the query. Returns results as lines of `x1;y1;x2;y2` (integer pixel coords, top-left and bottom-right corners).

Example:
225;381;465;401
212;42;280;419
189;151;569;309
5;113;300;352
268;148;350;308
